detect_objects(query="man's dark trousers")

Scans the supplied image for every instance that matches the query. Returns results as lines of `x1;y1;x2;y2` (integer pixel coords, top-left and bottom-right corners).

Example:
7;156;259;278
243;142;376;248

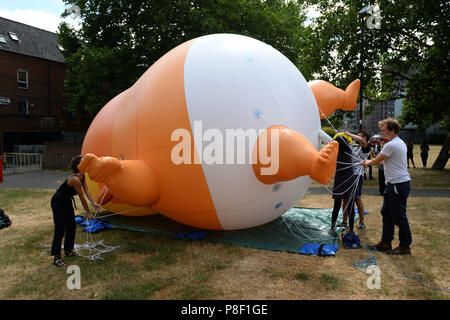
381;181;412;247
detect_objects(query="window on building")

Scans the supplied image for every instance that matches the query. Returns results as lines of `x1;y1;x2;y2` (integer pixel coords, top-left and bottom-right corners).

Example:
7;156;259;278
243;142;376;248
8;32;19;41
17;70;28;89
0;35;6;44
18;100;29;115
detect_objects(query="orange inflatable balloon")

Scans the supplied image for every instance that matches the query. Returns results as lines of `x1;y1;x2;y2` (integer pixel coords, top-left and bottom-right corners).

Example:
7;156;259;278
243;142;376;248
80;34;359;230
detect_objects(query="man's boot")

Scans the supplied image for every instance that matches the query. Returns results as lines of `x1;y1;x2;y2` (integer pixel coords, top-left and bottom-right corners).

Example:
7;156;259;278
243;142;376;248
387;246;411;255
368;240;392;252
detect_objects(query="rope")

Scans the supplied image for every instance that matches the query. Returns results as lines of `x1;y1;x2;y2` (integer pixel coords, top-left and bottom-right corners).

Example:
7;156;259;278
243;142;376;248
74;186;120;261
316;108;369;221
37;186;132;262
281;205;339;242
318;109;449;292
354;246;450;292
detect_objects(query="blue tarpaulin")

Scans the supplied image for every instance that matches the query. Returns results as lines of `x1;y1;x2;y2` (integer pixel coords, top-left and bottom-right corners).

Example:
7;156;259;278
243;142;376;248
105;207;361;254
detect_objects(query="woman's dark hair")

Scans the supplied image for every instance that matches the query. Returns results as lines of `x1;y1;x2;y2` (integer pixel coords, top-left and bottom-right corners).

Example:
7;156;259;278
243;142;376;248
70;155;83;173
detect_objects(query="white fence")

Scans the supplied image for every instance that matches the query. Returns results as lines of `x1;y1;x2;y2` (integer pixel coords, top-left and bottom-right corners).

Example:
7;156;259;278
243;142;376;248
2;153;43;174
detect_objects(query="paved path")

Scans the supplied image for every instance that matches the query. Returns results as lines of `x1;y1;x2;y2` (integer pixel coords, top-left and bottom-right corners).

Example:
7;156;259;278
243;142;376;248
0;171;67;190
307;186;450;198
1;171;449;198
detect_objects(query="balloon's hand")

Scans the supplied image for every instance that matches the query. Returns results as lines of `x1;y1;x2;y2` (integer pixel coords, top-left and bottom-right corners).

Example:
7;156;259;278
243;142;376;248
78;154;122;183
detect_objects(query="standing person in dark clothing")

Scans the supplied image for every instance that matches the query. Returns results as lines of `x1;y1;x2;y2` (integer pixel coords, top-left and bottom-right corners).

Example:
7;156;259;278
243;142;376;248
51;155;100;267
328;133;358;236
373;140;386;195
366;148;375;180
362;118;412;255
420;141;430;168
345;130;371;231
406;139;416;168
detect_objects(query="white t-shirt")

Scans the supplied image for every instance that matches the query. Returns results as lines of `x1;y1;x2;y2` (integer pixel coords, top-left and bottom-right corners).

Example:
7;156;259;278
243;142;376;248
380;136;411;184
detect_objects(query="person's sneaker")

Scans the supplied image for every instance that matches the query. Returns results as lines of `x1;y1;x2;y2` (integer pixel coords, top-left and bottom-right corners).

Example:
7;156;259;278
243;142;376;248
336;222;347;228
386;246;411;255
368;241;392;252
357;222;366;231
328;227;337;236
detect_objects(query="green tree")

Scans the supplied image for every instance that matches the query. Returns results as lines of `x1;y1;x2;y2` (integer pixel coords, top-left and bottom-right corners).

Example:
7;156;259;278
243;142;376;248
307;0;449;169
58;0;314;121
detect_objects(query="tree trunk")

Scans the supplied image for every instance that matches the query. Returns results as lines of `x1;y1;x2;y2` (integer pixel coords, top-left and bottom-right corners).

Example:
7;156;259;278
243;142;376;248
432;132;450;170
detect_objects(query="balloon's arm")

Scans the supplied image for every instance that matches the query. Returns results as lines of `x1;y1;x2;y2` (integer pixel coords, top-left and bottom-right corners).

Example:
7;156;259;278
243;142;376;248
309;79;360;119
78;154;160;207
252;126;339;185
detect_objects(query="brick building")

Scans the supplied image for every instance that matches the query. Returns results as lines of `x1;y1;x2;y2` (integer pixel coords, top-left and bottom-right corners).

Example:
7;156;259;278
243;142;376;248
0;17;85;153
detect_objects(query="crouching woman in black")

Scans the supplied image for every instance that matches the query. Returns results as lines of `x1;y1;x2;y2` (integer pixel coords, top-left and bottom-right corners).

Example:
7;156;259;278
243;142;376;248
51;155;100;267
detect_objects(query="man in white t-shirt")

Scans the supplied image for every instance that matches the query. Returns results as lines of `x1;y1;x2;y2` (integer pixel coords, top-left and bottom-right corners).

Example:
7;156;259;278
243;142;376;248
362;118;412;255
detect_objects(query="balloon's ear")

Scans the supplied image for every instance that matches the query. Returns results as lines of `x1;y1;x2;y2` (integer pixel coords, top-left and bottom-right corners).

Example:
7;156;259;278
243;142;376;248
308;79;360;119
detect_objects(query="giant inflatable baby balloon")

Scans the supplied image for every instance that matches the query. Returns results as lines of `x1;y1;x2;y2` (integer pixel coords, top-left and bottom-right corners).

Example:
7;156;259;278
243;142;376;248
79;34;360;230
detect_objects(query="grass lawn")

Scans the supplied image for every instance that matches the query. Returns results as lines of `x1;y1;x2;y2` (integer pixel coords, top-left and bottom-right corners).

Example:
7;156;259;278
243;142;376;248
0;181;449;300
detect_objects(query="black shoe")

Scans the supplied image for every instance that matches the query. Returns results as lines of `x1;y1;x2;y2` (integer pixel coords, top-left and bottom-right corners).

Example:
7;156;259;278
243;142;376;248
357;222;366;230
368;241;392;252
386;246;411;255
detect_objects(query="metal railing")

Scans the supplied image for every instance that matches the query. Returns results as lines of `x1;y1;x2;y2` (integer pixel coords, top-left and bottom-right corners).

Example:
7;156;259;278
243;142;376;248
2;153;43;174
